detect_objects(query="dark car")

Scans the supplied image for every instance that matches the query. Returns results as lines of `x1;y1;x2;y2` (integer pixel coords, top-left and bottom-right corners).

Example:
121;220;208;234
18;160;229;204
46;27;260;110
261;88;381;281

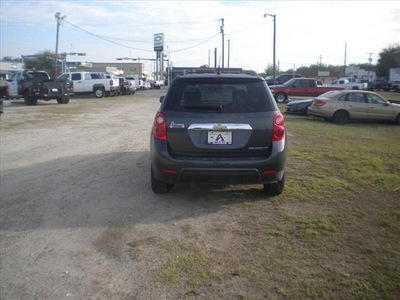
265;73;302;85
150;73;288;195
368;78;390;91
286;98;313;115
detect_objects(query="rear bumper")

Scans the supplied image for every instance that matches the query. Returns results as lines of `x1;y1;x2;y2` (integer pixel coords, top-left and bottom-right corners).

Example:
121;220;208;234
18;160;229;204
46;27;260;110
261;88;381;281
308;107;331;118
151;136;287;185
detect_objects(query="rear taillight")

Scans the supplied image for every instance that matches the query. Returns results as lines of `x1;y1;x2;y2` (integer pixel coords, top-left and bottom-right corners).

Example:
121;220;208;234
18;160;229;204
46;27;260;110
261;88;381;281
154;112;167;141
273;112;285;141
313;100;326;106
110;80;114;86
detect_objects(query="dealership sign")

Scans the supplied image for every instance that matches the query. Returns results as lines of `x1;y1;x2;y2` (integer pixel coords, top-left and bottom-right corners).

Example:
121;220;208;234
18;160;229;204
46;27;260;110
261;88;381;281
154;33;164;52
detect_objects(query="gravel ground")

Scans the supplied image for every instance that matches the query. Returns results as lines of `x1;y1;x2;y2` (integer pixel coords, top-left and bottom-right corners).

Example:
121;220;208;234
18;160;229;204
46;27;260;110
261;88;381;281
0;91;169;299
2;90;268;299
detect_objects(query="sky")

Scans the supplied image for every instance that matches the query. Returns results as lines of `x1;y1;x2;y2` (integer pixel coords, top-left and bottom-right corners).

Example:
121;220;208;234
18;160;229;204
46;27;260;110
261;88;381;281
1;0;399;74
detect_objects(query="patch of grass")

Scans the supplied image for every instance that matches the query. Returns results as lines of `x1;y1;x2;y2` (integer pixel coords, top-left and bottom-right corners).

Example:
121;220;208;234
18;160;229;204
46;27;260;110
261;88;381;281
294;216;339;238
154;253;217;287
379;209;400;230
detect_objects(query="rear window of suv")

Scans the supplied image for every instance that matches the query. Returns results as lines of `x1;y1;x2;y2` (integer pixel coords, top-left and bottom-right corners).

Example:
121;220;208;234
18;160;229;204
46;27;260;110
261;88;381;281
164;77;274;113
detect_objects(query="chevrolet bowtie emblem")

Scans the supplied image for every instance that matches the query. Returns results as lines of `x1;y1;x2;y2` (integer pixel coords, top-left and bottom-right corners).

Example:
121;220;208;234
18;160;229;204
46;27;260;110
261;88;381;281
213;124;227;130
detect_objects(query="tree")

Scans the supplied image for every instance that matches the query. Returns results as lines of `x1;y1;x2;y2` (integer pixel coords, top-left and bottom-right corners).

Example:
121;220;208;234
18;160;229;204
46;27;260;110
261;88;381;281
376;43;400;77
262;65;275;77
23;50;57;78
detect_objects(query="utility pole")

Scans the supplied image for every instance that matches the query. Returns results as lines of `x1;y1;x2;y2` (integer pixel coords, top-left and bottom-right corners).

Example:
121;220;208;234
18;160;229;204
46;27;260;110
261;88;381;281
367;52;374;82
343;42;347;77
54;12;66;78
227;39;230;70
220;18;224;71
214;48;217;71
264;13;276;85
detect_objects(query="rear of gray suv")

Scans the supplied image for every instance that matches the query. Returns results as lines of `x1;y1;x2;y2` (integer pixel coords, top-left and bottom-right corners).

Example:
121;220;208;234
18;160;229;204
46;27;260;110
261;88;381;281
150;73;287;195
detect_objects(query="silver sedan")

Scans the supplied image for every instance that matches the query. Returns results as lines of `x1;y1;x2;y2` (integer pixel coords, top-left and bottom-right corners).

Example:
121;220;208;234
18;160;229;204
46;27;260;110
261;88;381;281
308;90;400;125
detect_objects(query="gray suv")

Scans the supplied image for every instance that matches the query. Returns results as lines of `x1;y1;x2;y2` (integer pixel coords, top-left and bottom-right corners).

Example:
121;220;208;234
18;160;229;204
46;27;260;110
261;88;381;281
150;73;287;195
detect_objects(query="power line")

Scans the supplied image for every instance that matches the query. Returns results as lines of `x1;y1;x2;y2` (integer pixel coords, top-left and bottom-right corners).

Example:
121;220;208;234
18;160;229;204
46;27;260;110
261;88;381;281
62;19;220;53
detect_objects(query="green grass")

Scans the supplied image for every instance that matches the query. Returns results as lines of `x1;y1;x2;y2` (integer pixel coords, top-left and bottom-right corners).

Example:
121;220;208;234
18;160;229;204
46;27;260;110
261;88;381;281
132;110;400;298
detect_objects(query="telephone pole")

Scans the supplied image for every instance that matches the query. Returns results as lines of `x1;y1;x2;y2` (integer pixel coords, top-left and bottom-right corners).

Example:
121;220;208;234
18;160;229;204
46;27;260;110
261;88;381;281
54;12;66;78
264;13;276;85
367;52;374;82
220;18;224;71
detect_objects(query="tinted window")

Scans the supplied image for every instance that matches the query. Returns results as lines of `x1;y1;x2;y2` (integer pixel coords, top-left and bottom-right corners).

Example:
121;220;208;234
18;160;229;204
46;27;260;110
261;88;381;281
71;73;81;80
27;72;49;81
164;79;274;113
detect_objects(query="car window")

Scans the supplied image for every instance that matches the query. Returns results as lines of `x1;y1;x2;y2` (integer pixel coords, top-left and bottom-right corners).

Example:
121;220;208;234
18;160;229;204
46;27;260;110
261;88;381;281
366;94;387;104
294;80;305;88
347;93;365;103
58;74;69;81
84;73;92;80
71;73;81;80
165;80;274;113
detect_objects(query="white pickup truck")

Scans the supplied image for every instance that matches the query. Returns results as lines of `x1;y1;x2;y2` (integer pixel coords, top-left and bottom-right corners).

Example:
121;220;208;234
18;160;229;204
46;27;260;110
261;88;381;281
330;77;367;90
57;72;119;98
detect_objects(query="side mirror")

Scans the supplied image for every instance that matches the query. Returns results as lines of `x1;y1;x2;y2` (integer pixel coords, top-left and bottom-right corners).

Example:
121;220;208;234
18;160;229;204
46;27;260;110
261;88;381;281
159;96;165;103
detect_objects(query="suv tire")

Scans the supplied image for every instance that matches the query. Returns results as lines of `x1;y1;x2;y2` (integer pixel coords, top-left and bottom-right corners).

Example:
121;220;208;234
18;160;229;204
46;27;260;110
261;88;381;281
263;175;285;196
94;87;105;98
275;92;287;103
151;168;171;194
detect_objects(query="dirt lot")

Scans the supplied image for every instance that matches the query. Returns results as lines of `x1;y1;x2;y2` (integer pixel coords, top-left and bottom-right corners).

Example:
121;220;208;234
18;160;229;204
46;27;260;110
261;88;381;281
1;90;399;300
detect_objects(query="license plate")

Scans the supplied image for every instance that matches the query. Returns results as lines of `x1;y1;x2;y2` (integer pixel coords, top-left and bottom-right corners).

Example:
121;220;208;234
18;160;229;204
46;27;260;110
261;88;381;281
208;131;232;144
52;88;58;92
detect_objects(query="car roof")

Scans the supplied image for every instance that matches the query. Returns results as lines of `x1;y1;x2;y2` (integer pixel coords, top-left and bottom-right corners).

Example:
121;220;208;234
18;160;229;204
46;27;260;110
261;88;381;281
173;73;264;81
317;90;384;99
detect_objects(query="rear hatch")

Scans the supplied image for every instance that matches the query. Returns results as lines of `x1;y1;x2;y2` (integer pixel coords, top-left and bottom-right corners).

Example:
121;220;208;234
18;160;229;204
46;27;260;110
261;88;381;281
162;76;277;158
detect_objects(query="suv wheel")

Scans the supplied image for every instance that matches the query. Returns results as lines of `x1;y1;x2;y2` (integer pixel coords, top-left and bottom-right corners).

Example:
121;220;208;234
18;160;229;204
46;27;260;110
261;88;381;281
275;92;287;103
333;110;349;124
263;174;285;196
151;168;171;194
94;88;105;98
395;114;400;125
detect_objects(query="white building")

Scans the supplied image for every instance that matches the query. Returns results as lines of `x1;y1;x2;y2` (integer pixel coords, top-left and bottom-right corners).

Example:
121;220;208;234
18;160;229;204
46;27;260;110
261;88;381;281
345;65;376;82
389;68;400;82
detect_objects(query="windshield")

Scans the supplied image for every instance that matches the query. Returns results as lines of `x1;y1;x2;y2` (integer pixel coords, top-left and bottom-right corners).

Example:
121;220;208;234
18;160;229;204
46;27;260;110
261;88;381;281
164;79;275;113
282;78;297;86
316;90;342;99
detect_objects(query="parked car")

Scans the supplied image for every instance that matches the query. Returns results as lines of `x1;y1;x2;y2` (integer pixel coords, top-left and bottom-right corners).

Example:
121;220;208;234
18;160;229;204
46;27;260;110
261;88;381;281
391;80;400;92
286;98;313;115
331;77;367;90
143;81;152;90
270;78;344;103
308;90;400;125
115;76;128;95
368;78;390;91
150;73;288;195
126;76;144;90
265;73;302;85
124;77;136;94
